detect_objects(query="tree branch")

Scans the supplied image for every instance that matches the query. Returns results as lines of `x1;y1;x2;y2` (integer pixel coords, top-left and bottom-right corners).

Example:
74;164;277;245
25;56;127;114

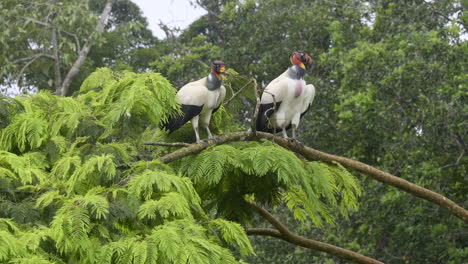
247;204;384;264
248;203;290;234
143;142;191;147
13;53;54;64
246;227;282;238
16;54;52;87
137;131;468;222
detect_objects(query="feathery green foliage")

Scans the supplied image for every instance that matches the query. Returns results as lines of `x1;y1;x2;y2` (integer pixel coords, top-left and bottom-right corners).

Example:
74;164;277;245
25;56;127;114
1;67;363;263
0;68;252;263
174;140;361;224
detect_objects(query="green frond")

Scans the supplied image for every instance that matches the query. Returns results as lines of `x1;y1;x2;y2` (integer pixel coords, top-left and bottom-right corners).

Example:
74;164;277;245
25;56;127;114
79;67;117;94
49;97;92;138
0;111;48;152
309;161;362;218
18;226;49;252
0;230;27;261
10;255;54;264
210;218;255;256
127;169;200;207
73;191;110;220
68;154;116;193
0;151;48;184
51;155;81;179
176;145;238;185
50;202;92;254
35;190;64;209
0;94;22;130
285;186;332;227
96;239;131;264
96;142;136;165
308;162;339;205
137;192;192;220
150;223;183;262
79;70;180;139
0;218;20;233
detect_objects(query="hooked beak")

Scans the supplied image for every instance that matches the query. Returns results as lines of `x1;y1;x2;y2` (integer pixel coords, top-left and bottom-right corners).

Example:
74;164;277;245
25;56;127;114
219;66;229;76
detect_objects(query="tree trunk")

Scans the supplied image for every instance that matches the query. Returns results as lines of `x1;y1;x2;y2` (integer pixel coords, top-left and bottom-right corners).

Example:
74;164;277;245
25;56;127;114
55;0;113;96
51;28;62;91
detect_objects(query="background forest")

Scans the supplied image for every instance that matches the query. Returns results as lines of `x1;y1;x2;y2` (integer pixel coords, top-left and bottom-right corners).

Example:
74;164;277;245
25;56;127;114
0;0;467;263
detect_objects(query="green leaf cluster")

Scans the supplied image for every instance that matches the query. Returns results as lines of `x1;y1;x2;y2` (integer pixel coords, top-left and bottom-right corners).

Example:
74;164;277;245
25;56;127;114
0;68;253;263
174;141;361;226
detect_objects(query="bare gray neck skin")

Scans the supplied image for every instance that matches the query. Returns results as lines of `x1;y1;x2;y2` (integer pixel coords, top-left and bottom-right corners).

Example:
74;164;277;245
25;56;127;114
288;65;306;80
206;73;222;91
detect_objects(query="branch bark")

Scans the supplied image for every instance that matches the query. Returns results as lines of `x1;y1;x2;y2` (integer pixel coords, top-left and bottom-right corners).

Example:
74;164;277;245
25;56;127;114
56;0;113;96
247;203;384;264
138;131;468;222
143;142;191;147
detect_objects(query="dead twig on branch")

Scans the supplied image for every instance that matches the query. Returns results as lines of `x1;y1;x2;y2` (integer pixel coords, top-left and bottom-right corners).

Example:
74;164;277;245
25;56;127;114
250;79;260;135
263;90;277;134
224;78;255;105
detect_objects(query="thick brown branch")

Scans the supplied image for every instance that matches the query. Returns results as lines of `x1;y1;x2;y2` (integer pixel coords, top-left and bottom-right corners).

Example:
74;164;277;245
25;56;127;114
247;206;384;264
138;131;468;222
248;203;290;234
246;228;282;238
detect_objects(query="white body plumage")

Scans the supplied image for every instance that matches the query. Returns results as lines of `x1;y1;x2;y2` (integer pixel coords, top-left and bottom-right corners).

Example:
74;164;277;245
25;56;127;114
258;68;315;138
175;76;226;142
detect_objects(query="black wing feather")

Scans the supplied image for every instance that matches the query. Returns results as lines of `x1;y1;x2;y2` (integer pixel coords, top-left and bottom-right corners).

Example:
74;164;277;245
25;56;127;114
162;104;203;134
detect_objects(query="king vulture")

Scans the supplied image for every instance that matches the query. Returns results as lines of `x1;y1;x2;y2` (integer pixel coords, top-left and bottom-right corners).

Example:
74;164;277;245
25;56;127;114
163;61;227;142
256;51;315;139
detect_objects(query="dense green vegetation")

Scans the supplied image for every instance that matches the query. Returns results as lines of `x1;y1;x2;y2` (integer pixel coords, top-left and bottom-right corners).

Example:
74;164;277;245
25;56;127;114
1;0;466;263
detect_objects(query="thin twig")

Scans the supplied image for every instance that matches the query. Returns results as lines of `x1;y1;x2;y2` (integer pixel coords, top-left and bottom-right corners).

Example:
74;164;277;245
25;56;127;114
224;79;254;105
263;90;277;134
60;30;81;55
250;79;260;136
440;150;465;169
13;53;54;64
16;54;49;87
143;141;191;147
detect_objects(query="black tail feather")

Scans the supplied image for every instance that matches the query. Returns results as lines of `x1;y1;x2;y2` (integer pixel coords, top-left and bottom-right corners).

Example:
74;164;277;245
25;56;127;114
161;104;203;134
256;102;281;132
